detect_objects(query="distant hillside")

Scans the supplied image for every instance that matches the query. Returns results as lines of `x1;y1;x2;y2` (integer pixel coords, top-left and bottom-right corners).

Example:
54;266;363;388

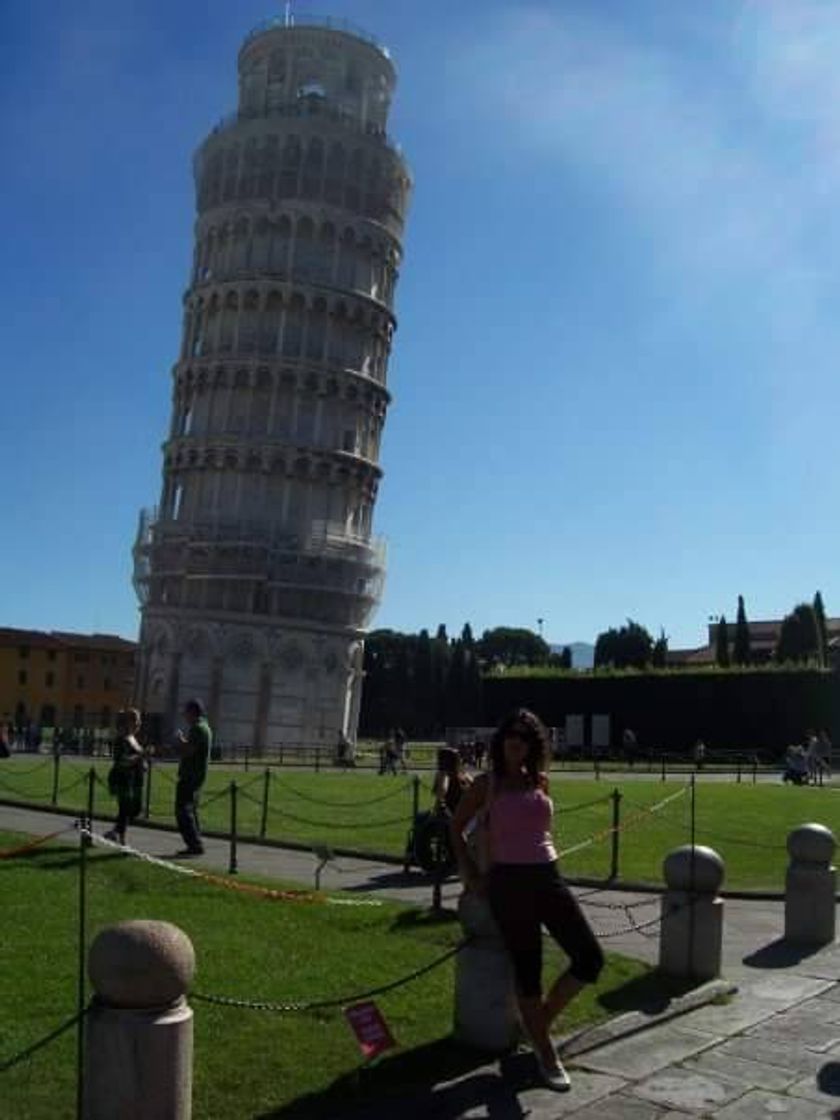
551;642;594;669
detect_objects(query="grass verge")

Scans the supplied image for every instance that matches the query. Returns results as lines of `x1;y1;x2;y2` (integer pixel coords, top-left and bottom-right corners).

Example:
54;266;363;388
2;759;836;889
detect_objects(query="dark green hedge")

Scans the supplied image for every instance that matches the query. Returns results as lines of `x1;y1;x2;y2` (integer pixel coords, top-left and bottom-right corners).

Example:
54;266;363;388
482;669;839;755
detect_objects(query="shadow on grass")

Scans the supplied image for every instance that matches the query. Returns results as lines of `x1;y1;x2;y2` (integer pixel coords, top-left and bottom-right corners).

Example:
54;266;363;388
389;907;460;933
743;937;825;970
0;847;127;871
256;1038;537;1120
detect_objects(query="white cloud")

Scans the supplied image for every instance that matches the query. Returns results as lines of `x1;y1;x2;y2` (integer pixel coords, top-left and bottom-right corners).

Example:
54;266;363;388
451;1;840;315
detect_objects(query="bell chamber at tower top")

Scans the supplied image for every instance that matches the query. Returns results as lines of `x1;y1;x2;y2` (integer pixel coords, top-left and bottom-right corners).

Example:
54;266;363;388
192;22;412;239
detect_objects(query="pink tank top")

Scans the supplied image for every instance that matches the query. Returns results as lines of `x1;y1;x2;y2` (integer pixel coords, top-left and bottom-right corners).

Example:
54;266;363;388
488;786;557;865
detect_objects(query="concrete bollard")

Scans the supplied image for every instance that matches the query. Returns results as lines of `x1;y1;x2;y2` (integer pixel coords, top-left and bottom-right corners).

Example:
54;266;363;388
785;824;836;945
453;891;519;1052
659;845;724;982
84;920;195;1120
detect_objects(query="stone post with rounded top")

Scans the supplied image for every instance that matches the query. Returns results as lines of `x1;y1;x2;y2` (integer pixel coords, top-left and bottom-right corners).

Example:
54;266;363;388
84;920;195;1120
659;845;724;981
785;823;836;945
453;891;519;1052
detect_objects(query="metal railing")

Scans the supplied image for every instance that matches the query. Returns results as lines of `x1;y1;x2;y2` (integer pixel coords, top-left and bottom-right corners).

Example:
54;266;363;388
241;15;391;58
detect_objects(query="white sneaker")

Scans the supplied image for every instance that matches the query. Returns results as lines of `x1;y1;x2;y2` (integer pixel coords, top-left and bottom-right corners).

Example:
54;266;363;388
537;1053;571;1092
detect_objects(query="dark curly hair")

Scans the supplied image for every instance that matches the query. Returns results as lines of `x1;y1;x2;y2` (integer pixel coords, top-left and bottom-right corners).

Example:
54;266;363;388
490;708;550;786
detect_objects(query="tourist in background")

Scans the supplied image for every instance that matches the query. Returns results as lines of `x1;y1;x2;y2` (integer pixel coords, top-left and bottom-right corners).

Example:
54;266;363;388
432;747;471;818
104;708;146;845
174;699;213;856
450;708;603;1092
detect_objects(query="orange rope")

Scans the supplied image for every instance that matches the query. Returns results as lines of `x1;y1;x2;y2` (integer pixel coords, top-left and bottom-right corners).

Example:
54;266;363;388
0;829;66;860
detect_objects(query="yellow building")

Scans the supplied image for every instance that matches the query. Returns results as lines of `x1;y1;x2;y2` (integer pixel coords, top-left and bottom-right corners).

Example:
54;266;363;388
0;627;136;732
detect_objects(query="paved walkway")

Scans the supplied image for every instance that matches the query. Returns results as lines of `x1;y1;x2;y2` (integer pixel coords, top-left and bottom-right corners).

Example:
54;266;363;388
5;804;840;1117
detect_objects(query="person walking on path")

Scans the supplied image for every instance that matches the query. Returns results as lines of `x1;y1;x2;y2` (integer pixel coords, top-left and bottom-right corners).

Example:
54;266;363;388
174;699;212;856
104;708;146;845
450;707;604;1092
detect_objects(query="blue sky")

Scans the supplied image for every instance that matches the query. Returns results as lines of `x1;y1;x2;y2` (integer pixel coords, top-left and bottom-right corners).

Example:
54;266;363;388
3;0;839;650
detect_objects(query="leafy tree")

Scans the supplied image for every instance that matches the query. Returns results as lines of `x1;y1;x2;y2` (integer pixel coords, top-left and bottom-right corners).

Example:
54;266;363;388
714;616;730;668
560;646;573;670
594;620;654;669
733;595;751;665
777;604;821;664
652;628;668;668
478;627;550;669
814;591;828;668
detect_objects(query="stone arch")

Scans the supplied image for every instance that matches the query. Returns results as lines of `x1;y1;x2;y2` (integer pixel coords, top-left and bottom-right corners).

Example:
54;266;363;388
220;290;238;353
302;136;325;199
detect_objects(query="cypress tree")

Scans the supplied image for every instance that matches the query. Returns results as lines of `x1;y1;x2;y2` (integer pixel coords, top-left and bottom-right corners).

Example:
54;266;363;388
733;595;751;665
814;591;828;667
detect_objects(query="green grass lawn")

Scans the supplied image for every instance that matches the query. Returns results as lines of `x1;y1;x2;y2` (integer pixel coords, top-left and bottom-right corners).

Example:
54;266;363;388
1;758;837;889
1;829;655;1120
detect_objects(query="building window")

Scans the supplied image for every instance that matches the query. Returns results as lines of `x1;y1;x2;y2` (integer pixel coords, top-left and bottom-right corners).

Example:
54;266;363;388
77;675;85;689
45;672;54;687
48;650;56;662
104;678;112;691
19;646;29;659
74;652;90;663
18;670;27;685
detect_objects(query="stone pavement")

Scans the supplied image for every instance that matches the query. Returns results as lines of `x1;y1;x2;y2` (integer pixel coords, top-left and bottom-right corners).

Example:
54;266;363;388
5;803;840;1117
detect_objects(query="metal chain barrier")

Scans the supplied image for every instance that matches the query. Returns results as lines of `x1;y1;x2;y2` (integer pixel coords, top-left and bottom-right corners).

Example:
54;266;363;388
263;801;409;830
0;1005;91;1075
0;758;53;777
192;938;470;1014
273;775;413;808
558;793;614;814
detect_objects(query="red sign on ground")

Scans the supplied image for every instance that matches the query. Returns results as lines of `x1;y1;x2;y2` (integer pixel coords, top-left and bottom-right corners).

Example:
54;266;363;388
344;1001;396;1061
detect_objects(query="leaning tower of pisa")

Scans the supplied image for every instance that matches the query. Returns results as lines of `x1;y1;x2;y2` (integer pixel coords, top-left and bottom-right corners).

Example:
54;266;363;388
132;15;411;749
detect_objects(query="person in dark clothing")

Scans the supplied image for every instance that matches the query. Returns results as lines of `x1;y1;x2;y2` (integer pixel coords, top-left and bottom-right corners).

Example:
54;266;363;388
174;699;213;856
104;708;146;845
433;747;472;817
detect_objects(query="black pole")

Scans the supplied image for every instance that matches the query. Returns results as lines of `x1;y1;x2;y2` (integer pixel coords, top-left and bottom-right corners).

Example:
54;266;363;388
661;753;666;783
688;774;697;975
412;774;420;823
86;766;96;823
260;768;271;839
244;746;250;773
609;788;622;880
736;756;742;784
51;751;60;807
228;781;238;874
76;816;90;1120
315;747;321;773
144;757;153;819
752;756;758;785
594;755;601;782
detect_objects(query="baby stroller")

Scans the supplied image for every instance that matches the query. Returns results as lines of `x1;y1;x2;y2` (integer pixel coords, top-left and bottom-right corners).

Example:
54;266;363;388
403;808;457;876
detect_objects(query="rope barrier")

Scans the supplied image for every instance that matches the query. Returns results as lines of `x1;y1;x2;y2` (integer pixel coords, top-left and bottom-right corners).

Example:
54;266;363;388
86;830;383;907
273;776;413;808
0;827;73;859
559;785;689;858
0;1005;90;1074
191;938;469;1014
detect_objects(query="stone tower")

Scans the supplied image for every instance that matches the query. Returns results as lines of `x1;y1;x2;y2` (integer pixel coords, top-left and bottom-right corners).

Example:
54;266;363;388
133;16;411;749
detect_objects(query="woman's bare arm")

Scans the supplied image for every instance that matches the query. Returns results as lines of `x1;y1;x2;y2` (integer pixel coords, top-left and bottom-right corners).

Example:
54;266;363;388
450;773;488;890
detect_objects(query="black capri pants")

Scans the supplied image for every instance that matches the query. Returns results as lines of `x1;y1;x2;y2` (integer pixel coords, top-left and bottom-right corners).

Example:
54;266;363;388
486;862;604;998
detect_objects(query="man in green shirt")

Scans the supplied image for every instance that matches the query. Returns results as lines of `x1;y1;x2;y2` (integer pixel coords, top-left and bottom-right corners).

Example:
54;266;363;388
174;698;213;856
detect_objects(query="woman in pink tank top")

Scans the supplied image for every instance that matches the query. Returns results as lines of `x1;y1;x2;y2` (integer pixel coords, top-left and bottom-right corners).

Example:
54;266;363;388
451;708;603;1092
